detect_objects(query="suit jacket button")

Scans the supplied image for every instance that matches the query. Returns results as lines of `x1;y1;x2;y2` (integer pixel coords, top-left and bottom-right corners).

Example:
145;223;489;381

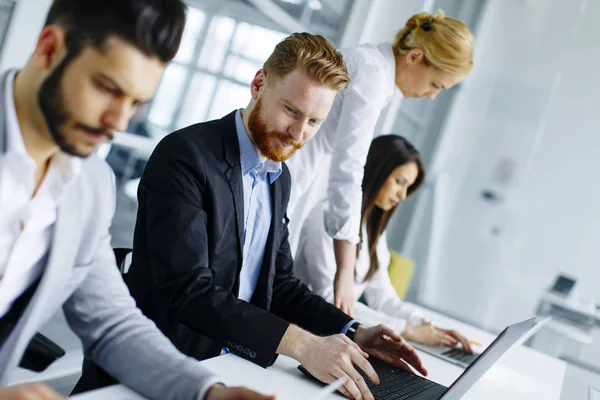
250;351;257;359
243;348;250;355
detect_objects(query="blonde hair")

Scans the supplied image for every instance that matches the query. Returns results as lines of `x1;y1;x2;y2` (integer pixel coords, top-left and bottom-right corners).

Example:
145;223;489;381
393;10;474;76
263;32;350;92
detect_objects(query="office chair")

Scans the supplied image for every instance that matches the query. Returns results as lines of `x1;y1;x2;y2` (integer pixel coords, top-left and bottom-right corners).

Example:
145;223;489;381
19;332;66;372
388;250;416;300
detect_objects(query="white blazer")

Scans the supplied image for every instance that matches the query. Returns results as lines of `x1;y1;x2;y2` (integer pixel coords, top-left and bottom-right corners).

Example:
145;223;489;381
294;200;422;333
286;42;401;245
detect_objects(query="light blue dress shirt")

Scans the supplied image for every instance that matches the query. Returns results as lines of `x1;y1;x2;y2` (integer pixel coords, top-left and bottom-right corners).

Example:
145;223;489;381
235;109;282;302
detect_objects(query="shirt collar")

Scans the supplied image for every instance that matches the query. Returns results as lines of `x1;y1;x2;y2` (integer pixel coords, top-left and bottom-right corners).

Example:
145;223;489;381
234;109;281;184
378;43;401;99
4;69;82;185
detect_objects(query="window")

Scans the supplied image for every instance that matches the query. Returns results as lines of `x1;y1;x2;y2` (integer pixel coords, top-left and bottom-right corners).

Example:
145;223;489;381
146;3;289;137
144;0;352;138
0;0;15;56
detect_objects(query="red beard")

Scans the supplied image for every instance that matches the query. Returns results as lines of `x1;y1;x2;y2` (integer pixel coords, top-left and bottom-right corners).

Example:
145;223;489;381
247;98;303;162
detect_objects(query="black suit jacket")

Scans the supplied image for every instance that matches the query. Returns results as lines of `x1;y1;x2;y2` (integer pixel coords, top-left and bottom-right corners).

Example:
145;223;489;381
126;111;352;368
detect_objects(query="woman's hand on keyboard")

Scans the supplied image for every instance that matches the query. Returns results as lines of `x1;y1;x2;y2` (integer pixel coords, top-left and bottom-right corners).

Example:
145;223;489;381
402;322;473;353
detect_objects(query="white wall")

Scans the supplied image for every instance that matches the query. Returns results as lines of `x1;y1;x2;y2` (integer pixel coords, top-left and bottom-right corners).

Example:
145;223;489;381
421;0;600;354
0;0;53;70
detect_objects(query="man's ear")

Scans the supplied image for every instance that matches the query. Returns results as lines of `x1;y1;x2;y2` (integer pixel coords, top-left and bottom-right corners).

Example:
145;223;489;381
250;69;267;100
32;25;68;71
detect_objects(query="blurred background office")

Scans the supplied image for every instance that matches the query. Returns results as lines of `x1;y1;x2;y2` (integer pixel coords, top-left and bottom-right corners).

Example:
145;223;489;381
1;0;599;397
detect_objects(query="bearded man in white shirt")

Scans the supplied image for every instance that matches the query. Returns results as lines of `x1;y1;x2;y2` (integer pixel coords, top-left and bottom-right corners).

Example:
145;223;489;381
0;1;271;399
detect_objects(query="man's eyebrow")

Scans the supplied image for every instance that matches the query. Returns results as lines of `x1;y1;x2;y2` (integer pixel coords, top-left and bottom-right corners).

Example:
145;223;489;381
282;100;326;122
95;72;152;104
95;73;125;94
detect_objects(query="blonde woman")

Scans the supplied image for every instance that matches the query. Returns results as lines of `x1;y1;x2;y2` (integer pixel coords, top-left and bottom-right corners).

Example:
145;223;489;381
287;11;475;316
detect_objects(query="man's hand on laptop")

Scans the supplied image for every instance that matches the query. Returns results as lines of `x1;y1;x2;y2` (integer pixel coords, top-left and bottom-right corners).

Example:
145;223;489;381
278;325;379;400
0;383;66;399
354;324;429;377
403;322;473;354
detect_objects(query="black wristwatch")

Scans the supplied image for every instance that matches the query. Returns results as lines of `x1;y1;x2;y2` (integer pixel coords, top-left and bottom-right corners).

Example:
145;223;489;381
345;321;361;342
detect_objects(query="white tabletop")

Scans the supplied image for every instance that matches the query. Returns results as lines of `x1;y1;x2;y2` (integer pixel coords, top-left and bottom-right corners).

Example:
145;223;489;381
70;303;567;399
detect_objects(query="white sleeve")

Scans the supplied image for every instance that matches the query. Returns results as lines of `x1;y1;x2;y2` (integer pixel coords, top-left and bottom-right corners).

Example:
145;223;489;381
294;202;337;303
286;134;327;218
324;63;390;244
362;233;422;328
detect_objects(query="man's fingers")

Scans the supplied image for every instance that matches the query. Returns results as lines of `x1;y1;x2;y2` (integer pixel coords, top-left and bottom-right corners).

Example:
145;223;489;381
341;363;374;400
378;324;402;342
344;335;369;358
350;348;379;385
370;331;426;375
371;351;402;367
399;343;427;376
335;379;354;399
393;358;416;374
323;373;353;399
333;369;364;400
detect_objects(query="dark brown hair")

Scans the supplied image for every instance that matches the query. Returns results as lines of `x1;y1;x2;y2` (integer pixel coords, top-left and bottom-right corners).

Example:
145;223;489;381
45;0;187;63
360;135;425;281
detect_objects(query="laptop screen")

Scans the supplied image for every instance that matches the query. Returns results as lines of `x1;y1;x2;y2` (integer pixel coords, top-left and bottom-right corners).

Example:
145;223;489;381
440;318;536;400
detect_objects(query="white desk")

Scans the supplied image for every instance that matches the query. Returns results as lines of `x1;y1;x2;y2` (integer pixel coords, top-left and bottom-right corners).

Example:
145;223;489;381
70;304;567;399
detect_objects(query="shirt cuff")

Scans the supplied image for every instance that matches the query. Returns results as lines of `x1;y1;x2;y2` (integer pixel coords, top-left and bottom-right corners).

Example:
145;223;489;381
324;211;361;244
341;319;359;335
407;312;424;326
196;376;226;400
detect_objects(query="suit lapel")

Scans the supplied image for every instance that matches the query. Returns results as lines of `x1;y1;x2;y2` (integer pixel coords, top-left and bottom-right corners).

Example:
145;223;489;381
225;166;244;258
221;112;244;258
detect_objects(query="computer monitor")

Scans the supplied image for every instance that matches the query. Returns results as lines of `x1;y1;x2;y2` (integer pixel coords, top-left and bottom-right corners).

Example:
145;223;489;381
550;274;577;297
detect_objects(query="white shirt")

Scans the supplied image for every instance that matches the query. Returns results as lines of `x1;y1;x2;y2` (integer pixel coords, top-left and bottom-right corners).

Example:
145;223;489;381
294;200;422;333
0;70;81;318
286;43;401;244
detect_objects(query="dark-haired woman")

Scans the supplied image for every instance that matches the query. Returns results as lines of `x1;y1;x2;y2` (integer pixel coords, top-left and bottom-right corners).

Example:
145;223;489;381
295;135;472;349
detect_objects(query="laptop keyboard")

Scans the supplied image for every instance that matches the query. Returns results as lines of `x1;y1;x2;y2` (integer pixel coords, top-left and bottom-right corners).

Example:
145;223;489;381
362;368;435;399
441;348;478;363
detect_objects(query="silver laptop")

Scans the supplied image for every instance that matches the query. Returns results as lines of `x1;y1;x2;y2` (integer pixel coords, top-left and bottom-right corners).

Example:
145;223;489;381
300;317;537;399
409;316;551;369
